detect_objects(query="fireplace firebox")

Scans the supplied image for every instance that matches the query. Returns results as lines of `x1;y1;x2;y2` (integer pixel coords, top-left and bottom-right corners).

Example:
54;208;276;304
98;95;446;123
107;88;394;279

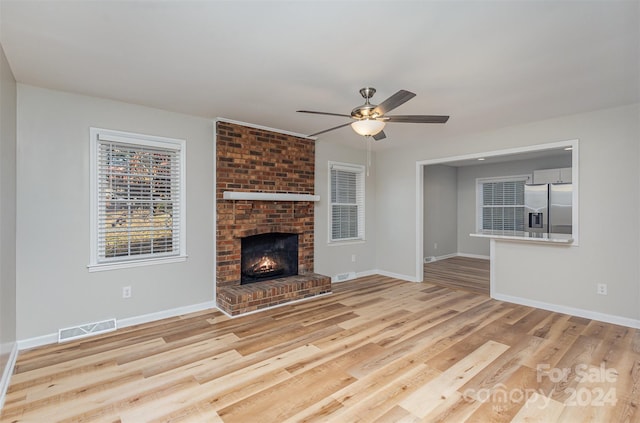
240;232;298;284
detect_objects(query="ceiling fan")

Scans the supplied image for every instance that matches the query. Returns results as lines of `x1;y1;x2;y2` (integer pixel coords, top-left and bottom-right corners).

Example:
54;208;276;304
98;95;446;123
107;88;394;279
297;87;449;140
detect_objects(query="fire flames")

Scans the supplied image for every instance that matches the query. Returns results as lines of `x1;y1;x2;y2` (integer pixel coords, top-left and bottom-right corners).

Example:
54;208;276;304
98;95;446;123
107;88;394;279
251;255;280;274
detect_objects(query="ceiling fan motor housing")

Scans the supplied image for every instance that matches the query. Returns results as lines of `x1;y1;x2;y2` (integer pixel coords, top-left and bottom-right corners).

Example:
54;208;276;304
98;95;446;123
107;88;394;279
351;105;378;119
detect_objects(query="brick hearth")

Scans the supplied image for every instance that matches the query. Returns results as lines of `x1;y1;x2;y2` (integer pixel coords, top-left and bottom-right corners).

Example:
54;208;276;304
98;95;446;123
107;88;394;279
216;273;331;316
215;120;331;316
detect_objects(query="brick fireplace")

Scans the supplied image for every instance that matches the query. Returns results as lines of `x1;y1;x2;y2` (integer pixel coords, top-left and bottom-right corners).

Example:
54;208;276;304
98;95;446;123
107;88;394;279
215;120;331;316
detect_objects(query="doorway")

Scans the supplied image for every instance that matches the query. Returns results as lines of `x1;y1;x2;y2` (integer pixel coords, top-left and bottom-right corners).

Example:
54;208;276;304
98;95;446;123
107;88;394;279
415;139;579;289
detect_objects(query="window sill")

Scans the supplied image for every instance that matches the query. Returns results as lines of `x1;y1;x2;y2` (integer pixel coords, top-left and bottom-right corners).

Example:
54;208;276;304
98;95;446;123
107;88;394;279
87;255;188;272
328;239;366;247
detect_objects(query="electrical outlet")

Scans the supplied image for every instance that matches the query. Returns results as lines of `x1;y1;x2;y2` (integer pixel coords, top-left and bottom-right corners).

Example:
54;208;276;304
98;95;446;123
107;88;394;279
434;242;438;250
597;283;607;295
122;286;132;298
351;254;356;262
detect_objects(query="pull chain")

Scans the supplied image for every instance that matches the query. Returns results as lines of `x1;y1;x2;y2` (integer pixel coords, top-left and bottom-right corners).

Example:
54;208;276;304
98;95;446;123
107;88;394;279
366;136;372;177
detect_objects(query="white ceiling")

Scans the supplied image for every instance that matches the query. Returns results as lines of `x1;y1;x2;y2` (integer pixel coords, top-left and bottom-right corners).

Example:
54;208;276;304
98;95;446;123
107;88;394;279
1;1;638;150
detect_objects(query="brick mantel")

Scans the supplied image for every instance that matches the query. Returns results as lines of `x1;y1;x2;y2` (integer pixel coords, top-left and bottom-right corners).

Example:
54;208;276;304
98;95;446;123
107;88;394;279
215;120;330;315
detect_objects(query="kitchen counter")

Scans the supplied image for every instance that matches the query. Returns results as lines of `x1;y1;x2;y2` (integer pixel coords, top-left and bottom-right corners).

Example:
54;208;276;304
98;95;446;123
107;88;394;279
470;230;574;244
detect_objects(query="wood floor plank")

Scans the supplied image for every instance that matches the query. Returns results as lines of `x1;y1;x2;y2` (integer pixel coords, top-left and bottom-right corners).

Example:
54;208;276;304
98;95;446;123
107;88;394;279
465;365;540;422
322;363;440;422
2;271;639;422
425;393;484;423
399;340;510;418
423;256;490;295
510;392;565;423
215;344;374;422
537;334;604;404
146;345;321;422
372;405;421;423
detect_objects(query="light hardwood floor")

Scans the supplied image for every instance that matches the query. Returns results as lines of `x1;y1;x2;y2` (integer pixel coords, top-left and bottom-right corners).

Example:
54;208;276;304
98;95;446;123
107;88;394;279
2;275;639;422
424;256;490;295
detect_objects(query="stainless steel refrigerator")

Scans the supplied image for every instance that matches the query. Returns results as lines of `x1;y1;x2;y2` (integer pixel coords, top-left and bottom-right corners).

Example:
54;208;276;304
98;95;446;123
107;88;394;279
524;183;572;234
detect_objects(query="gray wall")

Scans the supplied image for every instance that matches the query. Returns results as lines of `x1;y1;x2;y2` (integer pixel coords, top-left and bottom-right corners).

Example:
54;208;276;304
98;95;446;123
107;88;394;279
423;164;457;259
16;85;215;339
314;140;377;279
375;103;640;322
14;85;376;340
0;43;17;390
456;155;572;256
10;83;640;338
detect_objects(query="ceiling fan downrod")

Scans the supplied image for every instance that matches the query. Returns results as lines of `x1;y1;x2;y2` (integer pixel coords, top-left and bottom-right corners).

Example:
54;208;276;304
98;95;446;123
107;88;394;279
352;87;378;119
359;87;376;101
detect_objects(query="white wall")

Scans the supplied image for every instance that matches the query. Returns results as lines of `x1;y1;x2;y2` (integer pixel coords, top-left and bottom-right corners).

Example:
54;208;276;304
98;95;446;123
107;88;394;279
376;103;640;323
314;140;377;280
16;85;215;340
0;42;17;401
423;164;457;259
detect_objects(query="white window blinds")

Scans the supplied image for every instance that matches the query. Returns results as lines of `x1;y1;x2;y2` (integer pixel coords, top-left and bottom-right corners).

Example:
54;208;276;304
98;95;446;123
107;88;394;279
330;163;365;241
480;179;525;231
90;129;186;270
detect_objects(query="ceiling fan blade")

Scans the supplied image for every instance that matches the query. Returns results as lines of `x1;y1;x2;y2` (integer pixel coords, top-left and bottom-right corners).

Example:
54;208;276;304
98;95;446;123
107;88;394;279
372;130;386;141
297;110;353;118
384;115;450;123
308;122;353;137
372;90;416;116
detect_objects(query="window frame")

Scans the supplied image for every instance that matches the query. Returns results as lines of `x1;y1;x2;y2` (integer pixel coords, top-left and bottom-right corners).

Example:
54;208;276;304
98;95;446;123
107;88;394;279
328;161;365;244
476;174;531;232
88;128;187;272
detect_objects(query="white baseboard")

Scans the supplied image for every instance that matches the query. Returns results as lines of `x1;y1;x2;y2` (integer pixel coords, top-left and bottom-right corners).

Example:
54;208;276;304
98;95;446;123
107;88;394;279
430;253;458;262
457;252;490;260
373;269;419;283
424;253;490;263
492;292;640;329
327;269;408;282
0;342;18;411
17;333;58;350
355;269;378;279
117;301;216;329
17;301;217;351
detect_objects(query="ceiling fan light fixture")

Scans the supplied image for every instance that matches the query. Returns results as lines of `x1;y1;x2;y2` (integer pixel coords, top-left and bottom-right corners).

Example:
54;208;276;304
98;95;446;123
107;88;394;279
351;119;386;137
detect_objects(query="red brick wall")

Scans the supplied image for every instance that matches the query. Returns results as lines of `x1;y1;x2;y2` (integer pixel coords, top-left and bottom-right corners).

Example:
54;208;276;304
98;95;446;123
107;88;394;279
216;121;316;289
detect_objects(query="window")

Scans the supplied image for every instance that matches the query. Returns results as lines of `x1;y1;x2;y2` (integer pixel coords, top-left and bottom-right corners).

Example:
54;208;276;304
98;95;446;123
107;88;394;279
89;128;186;271
477;176;528;232
329;162;365;242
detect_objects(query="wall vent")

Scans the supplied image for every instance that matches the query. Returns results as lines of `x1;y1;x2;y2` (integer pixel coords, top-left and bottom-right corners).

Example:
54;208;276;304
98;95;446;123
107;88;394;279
424;256;436;263
58;318;117;343
332;272;356;283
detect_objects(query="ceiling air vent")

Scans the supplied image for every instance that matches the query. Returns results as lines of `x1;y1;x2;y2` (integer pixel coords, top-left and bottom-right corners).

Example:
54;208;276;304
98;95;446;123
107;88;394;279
58;318;117;343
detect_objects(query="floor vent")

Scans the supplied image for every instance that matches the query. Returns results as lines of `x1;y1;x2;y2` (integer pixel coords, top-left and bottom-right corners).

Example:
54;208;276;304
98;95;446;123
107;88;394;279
424;256;437;263
58;318;117;343
333;272;356;283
